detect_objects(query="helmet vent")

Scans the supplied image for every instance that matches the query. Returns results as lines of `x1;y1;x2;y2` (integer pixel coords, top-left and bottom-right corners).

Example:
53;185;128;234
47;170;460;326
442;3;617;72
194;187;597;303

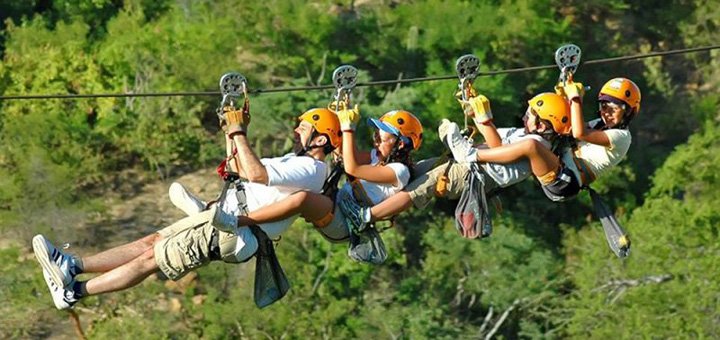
625;90;631;98
537;100;544;107
562;117;568;123
397;118;405;125
312;114;320;121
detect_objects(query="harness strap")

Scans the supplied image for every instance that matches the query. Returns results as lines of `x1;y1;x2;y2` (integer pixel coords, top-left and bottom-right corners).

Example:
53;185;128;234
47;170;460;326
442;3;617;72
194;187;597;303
350;179;374;207
571;147;597;187
435;159;455;197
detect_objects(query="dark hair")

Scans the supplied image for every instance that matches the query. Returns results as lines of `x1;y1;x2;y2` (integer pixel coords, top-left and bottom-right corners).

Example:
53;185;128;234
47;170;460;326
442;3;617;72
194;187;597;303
312;131;336;155
385;142;416;180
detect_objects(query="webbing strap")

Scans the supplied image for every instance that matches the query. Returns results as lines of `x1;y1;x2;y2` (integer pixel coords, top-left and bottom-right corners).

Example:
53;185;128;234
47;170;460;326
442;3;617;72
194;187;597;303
350;179;374;207
571;148;597;187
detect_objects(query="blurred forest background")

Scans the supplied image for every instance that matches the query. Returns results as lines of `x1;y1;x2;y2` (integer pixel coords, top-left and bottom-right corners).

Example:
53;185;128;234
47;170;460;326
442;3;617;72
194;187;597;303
1;0;718;338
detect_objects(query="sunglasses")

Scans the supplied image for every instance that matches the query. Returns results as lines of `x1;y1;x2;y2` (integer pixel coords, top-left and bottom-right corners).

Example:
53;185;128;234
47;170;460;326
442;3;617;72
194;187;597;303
599;101;625;113
373;130;397;145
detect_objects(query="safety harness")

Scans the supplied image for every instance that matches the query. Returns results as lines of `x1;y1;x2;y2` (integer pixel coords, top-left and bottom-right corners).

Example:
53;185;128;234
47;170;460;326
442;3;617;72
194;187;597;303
212;72;290;308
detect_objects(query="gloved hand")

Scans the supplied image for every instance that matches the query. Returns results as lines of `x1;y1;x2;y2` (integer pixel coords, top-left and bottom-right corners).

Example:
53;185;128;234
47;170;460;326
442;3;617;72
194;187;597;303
337;104;360;131
225;107;250;137
562;81;585;103
455;90;493;124
454;87;478;116
466;95;493;124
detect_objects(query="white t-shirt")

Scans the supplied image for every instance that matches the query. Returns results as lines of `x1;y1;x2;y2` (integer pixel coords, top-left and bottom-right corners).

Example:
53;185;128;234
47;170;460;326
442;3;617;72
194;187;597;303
221;153;328;260
337;149;410;205
481;127;552;187
561;128;632;184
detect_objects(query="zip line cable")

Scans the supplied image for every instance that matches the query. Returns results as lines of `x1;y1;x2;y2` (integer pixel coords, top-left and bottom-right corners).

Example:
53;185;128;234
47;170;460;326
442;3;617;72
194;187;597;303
1;44;718;101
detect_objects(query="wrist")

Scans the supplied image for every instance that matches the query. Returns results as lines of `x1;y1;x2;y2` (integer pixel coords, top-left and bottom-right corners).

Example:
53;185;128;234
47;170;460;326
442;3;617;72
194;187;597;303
228;130;247;138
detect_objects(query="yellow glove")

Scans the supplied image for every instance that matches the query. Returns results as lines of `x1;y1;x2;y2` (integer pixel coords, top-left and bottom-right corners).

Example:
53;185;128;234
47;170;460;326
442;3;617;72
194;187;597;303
556;81;585;102
337;105;360;131
225;107;250;137
466;95;493;124
454;87;478;116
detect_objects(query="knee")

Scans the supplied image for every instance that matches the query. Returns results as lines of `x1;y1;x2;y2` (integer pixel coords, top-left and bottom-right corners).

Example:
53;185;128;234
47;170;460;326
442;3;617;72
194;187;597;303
520;139;543;154
137;248;158;270
143;233;162;248
288;191;310;209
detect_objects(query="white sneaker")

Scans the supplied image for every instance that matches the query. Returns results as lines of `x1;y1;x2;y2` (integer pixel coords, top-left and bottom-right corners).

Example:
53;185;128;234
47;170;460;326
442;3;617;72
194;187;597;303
41;267;78;310
210;204;238;233
169;182;207;216
438;119;453;143
445;122;478;163
32;234;80;289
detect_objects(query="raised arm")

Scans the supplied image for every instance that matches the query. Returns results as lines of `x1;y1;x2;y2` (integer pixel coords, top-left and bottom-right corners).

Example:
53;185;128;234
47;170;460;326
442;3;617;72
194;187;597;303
231;134;269;184
461;95;502;147
563;82;612;147
226;107;269;184
337;107;399;186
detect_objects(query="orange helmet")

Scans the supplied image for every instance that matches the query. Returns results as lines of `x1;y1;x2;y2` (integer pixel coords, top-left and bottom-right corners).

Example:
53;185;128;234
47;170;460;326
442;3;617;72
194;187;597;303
527;93;571;135
598;77;641;118
298;108;342;149
368;110;423;150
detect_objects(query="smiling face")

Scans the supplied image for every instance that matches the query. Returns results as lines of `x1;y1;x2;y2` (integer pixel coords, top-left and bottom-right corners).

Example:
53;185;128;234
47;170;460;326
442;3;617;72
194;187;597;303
598;101;627;128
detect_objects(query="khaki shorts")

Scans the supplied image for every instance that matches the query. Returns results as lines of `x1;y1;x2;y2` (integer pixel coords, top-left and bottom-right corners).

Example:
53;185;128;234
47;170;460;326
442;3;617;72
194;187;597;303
406;161;470;208
154;210;239;280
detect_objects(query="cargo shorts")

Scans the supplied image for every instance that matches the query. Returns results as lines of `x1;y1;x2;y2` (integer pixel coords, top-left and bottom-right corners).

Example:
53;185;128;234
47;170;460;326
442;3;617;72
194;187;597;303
406;160;471;209
154;210;242;280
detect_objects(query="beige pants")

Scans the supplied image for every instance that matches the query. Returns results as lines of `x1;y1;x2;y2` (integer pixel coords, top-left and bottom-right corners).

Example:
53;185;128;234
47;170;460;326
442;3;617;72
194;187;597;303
154;210;240;280
406;160;471;209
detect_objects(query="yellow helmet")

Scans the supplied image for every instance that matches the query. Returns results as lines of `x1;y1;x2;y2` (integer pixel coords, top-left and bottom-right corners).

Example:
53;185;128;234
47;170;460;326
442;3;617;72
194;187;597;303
599;77;641;118
527;93;571;135
368;110;423;150
298;108;342;149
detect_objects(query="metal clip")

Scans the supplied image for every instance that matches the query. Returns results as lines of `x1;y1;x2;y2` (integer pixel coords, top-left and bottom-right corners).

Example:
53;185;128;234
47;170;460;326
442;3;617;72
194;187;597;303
455;54;481;137
455;54;480;101
331;65;358;111
217;72;248;121
554;44;581;85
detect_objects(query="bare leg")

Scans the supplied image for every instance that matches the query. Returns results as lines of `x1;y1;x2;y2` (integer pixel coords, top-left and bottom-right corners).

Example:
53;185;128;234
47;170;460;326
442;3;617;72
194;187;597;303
84;247;159;295
82;233;161;273
237;191;334;226
370;191;413;221
474;139;559;176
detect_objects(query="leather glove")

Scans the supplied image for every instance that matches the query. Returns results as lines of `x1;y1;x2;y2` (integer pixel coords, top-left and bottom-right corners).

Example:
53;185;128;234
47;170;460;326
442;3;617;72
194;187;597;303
337;105;360;131
225;107;250;137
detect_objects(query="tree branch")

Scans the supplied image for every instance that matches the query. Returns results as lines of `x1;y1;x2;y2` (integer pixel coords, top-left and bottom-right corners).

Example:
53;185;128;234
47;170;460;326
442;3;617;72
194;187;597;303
478;306;494;335
484;298;523;340
311;248;332;295
593;274;674;292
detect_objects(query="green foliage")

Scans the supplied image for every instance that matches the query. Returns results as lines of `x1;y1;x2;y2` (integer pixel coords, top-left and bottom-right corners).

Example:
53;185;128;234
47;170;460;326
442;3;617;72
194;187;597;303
562;113;720;338
2;0;720;338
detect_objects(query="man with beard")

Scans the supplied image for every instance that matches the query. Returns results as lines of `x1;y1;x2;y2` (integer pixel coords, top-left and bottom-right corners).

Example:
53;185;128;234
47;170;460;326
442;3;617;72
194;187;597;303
32;107;341;310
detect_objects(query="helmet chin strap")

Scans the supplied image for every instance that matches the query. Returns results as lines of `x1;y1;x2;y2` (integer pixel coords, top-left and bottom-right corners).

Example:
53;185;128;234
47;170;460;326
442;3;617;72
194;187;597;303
295;130;325;157
523;112;556;141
